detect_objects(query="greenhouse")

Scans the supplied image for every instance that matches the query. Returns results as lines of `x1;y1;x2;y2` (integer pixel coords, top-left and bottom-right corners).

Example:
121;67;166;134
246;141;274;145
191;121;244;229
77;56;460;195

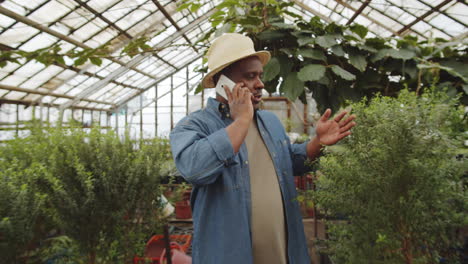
0;0;466;263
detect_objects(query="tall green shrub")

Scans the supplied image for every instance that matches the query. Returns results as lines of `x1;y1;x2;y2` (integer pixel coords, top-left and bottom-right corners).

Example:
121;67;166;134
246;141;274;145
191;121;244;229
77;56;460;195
0;125;172;263
314;90;467;263
0;162;48;263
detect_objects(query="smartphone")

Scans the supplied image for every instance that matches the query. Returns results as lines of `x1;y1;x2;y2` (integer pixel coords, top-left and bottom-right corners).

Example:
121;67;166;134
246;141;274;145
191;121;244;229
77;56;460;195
215;74;236;100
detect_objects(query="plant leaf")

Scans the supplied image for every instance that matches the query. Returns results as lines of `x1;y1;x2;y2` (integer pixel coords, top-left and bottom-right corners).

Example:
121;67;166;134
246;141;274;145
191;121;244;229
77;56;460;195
281;72;304;101
371;48;416;62
194;83;204;95
349;24;368;39
257;30;286;40
89;57;102;67
331;45;345;57
270;22;295;29
331;65;356;81
297;48;326;61
418;64;467;82
263;57;280;82
315;34;337;48
298;64;326;82
297;37;315;46
278;55;293;78
348;51;367;72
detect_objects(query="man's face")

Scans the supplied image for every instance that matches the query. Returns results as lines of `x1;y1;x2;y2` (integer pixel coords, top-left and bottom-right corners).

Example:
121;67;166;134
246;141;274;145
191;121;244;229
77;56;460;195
226;56;264;109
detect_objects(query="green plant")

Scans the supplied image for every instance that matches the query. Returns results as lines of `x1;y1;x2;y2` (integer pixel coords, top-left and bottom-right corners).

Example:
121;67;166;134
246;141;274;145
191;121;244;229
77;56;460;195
0;162;48;263
313;89;467;263
184;0;467;111
0;124;173;263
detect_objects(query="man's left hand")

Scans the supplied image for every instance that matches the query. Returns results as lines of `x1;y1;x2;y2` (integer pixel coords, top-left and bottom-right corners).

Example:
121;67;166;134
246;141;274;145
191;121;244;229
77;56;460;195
316;109;356;146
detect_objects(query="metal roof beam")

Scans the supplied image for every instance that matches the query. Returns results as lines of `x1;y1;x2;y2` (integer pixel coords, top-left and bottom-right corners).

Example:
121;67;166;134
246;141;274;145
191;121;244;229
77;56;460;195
151;0;198;53
0;84;114;105
72;0;133;40
127;70;203;116
113;53;204;111
0;43;144;92
333;0;406;37
347;0;372;25
396;0;453;35
67;8;215;111
292;0;333;23
413;0;467;28
0;98;108;112
0;6;156;80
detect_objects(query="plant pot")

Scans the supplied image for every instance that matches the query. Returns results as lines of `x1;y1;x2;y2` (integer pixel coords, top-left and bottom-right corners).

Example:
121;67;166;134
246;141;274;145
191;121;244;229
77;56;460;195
175;201;191;219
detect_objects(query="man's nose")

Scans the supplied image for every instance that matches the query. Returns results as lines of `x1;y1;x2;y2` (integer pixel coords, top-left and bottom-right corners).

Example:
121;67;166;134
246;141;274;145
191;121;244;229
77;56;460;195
255;77;264;90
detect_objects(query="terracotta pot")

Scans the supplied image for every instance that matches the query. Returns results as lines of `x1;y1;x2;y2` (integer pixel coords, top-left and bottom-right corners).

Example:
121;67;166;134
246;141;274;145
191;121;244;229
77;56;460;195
175;200;191;219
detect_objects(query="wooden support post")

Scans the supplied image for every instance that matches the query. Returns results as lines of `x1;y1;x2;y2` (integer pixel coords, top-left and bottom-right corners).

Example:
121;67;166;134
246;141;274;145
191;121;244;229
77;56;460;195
140;94;143;139
155;85;158;137
186;67;189;115
170;75;174;130
16;104;19;137
163;224;172;264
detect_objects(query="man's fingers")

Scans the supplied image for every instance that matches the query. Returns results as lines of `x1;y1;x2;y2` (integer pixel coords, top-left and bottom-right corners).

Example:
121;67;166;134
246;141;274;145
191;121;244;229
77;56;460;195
320;109;332;121
339;114;356;127
339;121;356;133
338;131;352;141
334;111;348;123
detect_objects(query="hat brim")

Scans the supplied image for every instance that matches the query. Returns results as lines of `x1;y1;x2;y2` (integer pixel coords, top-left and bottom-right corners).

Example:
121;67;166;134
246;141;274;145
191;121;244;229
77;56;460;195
201;51;271;88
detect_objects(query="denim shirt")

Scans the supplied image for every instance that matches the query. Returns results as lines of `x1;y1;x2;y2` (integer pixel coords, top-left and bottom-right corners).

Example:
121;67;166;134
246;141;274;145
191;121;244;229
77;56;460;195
170;98;311;264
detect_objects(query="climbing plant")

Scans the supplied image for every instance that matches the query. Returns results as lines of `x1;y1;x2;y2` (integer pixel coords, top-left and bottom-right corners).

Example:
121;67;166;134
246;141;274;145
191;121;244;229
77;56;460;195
183;0;468;111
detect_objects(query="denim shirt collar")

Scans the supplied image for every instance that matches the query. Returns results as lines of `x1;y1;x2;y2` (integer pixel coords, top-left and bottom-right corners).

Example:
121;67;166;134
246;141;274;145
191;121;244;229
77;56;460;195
207;97;231;120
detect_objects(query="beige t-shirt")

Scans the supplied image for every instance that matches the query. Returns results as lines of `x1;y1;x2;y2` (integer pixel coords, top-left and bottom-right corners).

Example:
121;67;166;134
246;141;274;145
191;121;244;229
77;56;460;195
245;120;287;264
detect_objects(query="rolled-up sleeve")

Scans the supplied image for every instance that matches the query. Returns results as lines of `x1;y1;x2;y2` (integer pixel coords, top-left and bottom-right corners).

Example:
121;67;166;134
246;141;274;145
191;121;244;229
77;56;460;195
170;117;236;186
290;141;311;176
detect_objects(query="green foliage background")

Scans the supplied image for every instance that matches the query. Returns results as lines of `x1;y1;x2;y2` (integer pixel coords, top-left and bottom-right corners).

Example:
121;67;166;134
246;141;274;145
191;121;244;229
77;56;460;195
0;124;172;263
187;0;468;112
312;90;467;263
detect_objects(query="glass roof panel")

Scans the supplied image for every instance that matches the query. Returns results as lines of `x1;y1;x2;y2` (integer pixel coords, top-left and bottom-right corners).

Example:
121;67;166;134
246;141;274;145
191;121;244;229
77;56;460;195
11;60;44;79
70;19;106;43
429;13;465;37
0;0;466;111
21;32;58;51
0;13;15;28
28;0;72;24
444;3;468;28
23;93;41;101
21;65;63;89
90;84;117;101
4;91;27;99
60;11;89;29
1;22;40;47
1;1;31;16
88;0;122;14
54;98;69;104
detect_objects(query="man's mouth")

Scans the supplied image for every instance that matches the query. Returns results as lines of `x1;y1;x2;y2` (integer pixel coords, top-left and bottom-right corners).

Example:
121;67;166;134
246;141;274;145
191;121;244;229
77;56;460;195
252;94;262;103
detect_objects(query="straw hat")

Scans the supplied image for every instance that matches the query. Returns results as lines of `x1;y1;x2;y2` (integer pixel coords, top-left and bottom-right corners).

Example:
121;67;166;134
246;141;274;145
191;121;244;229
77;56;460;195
201;33;271;88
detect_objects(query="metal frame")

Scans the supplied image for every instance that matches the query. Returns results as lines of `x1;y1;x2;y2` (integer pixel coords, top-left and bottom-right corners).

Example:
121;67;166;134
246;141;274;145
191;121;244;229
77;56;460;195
0;0;466;139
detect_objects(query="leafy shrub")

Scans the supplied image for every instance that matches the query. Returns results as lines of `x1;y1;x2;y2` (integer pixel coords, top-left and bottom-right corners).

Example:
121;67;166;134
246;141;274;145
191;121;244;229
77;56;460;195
0;162;48;263
0;125;172;263
314;89;467;263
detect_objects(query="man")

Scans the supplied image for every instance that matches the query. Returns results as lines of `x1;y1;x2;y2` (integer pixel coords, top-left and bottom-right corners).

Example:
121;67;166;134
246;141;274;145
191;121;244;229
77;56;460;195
170;33;356;264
